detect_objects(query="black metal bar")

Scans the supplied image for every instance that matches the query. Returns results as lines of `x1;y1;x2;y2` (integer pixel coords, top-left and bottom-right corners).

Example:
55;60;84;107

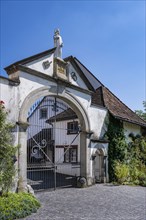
27;96;80;191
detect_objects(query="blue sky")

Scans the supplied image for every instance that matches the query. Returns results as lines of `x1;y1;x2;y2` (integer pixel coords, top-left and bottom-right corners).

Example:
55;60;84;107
0;0;145;111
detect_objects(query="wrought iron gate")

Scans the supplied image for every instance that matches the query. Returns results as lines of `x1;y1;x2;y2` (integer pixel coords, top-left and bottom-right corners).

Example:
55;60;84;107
27;96;80;191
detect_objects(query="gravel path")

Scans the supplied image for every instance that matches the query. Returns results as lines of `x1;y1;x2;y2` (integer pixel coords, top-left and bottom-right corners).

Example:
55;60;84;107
21;184;146;220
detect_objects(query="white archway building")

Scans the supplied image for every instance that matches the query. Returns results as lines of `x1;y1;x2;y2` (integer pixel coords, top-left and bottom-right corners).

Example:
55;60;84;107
1;33;146;191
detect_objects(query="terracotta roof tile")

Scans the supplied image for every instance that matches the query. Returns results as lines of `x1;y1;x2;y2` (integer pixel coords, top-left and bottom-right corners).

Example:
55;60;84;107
91;86;105;107
102;86;146;127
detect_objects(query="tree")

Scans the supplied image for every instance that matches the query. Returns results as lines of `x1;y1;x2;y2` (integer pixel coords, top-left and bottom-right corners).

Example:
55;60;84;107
0;101;17;194
126;134;146;185
135;101;146;121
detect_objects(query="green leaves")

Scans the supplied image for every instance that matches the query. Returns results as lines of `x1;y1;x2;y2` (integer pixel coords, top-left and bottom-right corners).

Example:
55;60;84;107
0;192;40;220
128;135;146;164
114;161;129;184
0;105;17;194
106;116;146;186
135;101;146;121
105;116;127;182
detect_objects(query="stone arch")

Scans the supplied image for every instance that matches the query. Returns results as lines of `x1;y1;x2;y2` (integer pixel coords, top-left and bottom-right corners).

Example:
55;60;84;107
93;144;108;183
94;143;107;157
19;86;90;132
17;86;91;191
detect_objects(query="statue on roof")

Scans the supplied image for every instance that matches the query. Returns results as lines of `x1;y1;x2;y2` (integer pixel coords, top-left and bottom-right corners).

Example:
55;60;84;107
54;29;63;59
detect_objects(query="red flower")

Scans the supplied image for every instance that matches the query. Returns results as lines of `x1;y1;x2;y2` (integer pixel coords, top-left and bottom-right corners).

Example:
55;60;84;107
0;100;5;108
0;100;5;104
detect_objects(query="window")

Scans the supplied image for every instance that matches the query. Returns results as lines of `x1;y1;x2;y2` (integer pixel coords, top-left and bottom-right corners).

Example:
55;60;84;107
40;108;48;119
64;146;77;163
67;121;78;134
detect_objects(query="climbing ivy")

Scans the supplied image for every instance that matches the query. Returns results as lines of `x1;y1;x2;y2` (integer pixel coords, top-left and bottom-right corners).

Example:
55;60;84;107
105;115;146;185
0;101;17;194
105;116;127;182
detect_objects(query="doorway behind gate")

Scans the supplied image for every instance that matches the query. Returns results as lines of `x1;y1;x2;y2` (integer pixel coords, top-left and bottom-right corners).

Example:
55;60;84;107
27;96;81;191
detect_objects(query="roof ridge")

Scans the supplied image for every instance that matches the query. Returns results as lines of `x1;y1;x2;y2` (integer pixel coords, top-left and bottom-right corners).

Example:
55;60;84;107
63;55;74;61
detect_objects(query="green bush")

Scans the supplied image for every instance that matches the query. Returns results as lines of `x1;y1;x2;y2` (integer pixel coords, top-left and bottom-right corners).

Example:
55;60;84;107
0;192;40;220
114;159;146;186
137;165;146;186
105;116;146;186
128;161;140;183
114;161;129;184
0;101;17;194
127;136;146;186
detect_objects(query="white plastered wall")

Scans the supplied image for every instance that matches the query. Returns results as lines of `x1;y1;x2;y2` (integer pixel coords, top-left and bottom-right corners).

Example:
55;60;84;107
0;69;108;187
25;53;54;76
67;63;88;89
123;121;141;142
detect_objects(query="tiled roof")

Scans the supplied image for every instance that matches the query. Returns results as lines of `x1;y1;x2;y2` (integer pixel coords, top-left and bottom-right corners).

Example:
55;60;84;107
4;46;145;128
92;86;146;127
72;57;146;128
91;86;104;106
46;108;77;123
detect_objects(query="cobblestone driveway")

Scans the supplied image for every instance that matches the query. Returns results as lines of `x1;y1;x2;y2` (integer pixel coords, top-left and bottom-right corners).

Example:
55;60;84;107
22;184;146;220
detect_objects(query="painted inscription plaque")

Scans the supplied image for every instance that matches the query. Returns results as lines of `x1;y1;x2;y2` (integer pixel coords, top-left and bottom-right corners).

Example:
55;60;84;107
53;57;68;81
